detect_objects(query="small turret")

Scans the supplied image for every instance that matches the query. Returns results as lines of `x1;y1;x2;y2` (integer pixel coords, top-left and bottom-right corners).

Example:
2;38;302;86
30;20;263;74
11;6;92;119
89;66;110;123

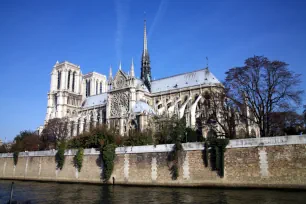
130;58;135;77
108;65;113;80
119;61;122;70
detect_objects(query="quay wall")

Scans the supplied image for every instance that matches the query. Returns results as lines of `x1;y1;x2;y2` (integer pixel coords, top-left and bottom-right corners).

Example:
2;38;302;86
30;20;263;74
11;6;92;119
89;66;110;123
1;135;306;189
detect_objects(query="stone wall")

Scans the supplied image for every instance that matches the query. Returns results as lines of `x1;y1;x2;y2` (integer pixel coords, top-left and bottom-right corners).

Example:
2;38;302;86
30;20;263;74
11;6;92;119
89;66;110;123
0;135;306;189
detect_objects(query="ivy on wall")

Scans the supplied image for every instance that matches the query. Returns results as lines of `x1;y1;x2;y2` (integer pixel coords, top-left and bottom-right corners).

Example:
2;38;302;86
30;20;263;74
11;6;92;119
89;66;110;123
101;144;116;182
204;137;229;178
55;143;66;170
74;148;84;172
168;141;183;180
13;151;19;166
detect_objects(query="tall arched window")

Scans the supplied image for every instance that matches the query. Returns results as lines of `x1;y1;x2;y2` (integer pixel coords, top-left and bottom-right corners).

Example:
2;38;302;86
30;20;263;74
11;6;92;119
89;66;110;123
57;71;61;89
100;82;102;94
67;70;71;89
86;80;91;97
96;81;98;95
72;72;76;92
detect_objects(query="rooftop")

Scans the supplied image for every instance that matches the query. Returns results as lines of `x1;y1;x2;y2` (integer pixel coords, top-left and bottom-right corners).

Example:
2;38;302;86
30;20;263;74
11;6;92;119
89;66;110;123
151;68;221;93
82;93;108;108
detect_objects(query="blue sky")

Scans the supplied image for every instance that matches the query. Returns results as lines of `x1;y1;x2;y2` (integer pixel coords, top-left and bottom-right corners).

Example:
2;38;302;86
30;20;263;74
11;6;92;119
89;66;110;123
0;0;305;141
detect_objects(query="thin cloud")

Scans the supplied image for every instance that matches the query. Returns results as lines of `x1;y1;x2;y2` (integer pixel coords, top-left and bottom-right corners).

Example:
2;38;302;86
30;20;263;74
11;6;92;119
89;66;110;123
148;0;168;38
115;0;130;63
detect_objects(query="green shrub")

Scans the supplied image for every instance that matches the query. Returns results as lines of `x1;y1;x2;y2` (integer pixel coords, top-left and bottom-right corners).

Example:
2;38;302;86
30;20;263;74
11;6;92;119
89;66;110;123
74;148;84;172
55;143;65;170
124;130;153;146
101;144;116;182
13;151;19;166
67;125;119;149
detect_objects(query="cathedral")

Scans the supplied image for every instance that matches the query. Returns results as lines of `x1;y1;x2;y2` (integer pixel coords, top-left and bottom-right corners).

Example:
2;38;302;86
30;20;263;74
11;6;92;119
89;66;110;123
42;20;259;138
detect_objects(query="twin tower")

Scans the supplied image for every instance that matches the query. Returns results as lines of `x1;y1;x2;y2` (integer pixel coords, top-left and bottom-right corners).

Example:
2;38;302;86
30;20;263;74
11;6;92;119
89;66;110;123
45;20;152;124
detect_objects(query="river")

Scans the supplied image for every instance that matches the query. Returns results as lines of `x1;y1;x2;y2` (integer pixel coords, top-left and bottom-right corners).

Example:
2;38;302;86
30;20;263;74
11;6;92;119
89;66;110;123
0;180;305;203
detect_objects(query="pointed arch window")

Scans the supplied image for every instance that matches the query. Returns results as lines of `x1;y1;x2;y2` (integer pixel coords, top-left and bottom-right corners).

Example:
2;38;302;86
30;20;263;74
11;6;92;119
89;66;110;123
72;72;76;92
67;70;71;89
86;80;91;97
57;71;61;89
96;81;98;95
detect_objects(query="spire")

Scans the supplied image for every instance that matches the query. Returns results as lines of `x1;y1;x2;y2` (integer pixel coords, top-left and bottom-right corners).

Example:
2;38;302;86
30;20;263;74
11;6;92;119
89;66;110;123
109;65;113;80
130;58;135;77
141;17;152;92
143;18;148;56
119;61;122;70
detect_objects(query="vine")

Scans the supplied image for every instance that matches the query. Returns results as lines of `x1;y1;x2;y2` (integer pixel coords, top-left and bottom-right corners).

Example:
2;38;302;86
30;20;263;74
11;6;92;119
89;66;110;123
74;148;84;172
55;143;66;170
168;141;183;180
13;151;19;166
206;137;229;177
202;141;209;167
101;144;116;182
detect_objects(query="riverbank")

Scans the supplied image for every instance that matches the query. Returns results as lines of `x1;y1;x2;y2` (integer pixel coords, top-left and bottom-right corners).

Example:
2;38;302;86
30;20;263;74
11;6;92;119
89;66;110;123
1;135;306;189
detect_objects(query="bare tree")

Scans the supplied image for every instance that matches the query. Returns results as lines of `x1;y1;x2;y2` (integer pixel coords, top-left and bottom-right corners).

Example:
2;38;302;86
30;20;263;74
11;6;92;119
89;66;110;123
270;111;305;136
199;86;238;139
225;56;303;137
303;105;306;126
10;130;43;152
41;118;69;149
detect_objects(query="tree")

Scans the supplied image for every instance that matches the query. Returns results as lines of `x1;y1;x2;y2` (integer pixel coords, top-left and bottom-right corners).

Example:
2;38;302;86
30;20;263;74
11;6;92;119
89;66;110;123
10;130;42;152
41;118;69;149
225;56;303;137
270;111;304;135
0;145;8;153
200;87;238;139
154;115;186;144
303;105;306;126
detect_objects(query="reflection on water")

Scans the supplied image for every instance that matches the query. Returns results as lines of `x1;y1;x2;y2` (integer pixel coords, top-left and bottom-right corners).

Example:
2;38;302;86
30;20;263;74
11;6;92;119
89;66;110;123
0;180;305;204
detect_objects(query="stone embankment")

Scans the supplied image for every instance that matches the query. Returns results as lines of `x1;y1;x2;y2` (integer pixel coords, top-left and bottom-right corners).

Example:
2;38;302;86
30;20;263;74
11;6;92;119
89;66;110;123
1;135;306;189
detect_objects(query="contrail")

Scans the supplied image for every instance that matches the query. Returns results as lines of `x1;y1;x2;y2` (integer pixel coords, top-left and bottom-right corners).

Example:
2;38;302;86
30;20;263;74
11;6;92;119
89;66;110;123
115;0;130;63
148;0;168;38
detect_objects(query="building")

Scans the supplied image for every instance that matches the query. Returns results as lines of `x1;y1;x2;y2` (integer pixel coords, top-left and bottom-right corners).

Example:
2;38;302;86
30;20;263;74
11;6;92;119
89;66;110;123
43;20;259;138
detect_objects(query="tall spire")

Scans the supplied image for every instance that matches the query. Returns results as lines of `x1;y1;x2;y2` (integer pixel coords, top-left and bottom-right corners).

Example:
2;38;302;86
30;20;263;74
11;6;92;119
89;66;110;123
130;58;135;77
143;18;148;56
141;17;152;92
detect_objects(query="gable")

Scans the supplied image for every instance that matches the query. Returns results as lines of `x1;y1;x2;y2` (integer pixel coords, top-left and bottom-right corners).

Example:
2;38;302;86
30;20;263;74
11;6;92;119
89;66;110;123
113;70;128;89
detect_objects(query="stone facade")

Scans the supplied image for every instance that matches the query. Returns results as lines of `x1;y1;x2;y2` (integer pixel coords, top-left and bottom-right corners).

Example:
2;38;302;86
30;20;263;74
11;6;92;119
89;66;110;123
1;136;306;189
41;20;258;138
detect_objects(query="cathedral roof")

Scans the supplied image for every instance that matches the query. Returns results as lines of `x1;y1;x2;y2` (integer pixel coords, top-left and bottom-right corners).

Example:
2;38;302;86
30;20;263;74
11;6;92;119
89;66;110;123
82;93;108;108
150;68;221;93
132;101;155;115
135;79;150;93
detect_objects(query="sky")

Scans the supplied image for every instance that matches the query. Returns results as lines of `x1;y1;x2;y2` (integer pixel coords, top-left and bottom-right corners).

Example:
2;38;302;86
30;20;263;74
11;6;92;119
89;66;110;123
0;0;305;141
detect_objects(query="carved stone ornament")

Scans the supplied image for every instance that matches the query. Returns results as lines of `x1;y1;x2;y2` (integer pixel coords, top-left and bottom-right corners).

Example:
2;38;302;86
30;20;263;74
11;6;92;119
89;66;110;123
110;91;129;117
116;76;125;89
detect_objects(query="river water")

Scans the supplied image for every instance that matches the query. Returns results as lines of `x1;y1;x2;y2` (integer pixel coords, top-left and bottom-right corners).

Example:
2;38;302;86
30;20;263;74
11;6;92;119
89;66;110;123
0;180;305;204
